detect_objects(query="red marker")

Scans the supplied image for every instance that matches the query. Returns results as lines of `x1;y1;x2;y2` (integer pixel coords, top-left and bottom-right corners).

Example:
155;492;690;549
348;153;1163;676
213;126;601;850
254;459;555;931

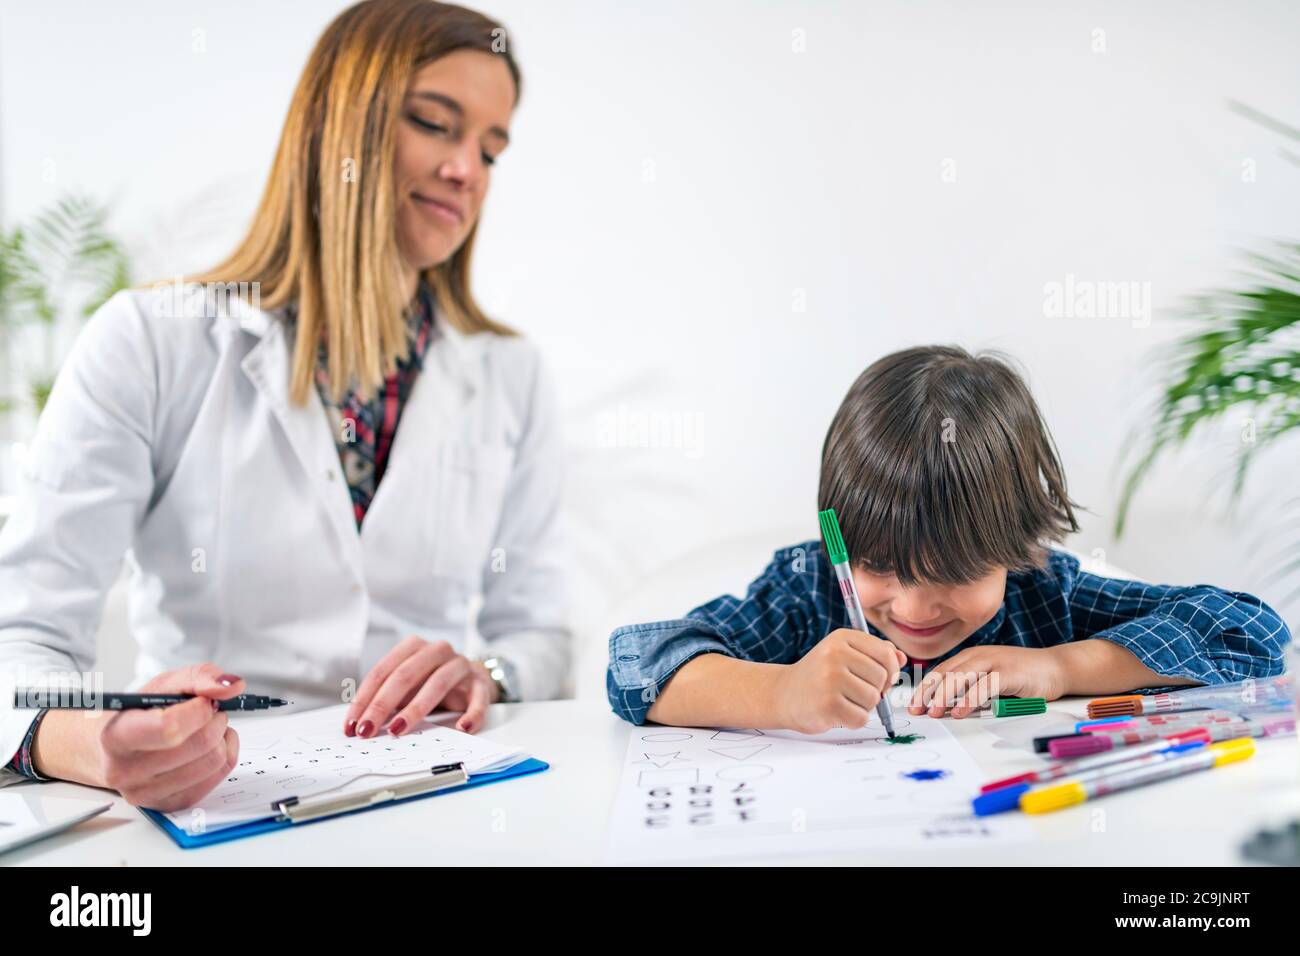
981;728;1210;793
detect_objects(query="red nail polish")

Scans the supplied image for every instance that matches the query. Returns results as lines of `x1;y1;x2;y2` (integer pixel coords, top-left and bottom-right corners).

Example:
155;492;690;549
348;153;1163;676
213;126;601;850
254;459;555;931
357;720;374;738
218;674;242;687
344;719;357;737
389;717;407;736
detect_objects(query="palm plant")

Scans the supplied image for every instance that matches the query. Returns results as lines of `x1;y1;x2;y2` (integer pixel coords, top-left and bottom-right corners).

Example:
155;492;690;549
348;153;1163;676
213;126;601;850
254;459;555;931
1116;105;1300;607
0;193;131;416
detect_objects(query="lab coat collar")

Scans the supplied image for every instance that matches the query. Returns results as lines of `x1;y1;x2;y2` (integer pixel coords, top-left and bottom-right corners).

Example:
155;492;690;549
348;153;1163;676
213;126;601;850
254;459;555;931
232;286;487;566
216;284;487;391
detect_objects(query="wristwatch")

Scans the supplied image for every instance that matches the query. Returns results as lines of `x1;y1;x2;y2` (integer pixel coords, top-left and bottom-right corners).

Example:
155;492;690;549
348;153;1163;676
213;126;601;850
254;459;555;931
477;655;519;704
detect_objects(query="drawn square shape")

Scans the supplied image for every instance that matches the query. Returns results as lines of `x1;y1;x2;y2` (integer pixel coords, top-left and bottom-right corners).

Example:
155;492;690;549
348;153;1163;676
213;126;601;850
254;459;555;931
638;768;700;788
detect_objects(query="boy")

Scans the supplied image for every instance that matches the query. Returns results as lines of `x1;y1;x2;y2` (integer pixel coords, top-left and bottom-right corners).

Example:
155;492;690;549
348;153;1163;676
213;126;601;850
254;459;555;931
606;346;1291;732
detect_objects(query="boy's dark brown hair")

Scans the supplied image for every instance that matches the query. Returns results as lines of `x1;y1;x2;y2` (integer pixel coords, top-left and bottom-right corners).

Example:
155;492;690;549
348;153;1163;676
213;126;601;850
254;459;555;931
818;345;1080;585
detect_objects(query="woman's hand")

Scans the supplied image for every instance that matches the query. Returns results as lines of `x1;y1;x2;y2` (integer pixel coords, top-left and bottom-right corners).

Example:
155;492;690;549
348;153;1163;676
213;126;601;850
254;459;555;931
345;636;499;738
907;645;1068;718
32;663;245;812
772;628;908;734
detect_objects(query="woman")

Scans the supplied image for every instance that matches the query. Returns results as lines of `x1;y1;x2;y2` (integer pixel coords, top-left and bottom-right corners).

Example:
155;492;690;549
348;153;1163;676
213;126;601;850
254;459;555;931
0;0;569;811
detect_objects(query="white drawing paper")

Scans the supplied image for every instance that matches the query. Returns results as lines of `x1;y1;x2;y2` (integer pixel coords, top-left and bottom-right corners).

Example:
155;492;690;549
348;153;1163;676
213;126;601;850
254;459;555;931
607;714;1032;863
162;704;527;833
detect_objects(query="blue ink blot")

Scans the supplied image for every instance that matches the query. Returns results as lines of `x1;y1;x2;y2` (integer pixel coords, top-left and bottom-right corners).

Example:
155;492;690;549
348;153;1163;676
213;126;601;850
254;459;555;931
902;768;949;781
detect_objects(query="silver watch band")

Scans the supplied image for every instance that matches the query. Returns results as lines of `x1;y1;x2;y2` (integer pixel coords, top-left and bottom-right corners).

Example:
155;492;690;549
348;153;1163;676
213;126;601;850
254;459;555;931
477;655;519;704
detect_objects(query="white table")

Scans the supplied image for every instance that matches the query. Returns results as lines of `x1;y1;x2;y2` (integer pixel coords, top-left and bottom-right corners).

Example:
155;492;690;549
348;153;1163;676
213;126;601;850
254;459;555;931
6;698;1298;865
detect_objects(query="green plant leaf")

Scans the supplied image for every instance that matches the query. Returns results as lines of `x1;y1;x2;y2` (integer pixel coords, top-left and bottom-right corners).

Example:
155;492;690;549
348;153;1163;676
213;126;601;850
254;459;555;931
9;193;131;326
1116;241;1300;537
29;377;54;414
0;192;132;420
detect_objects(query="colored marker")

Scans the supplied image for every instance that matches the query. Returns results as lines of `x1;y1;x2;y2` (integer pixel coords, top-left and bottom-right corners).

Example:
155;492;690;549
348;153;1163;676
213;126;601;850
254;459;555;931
1050;719;1249;758
973;740;1209;816
1040;706;1292;755
1055;712;1289;759
1074;713;1222;734
818;508;897;739
983;697;1047;717
1075;704;1289;734
1050;712;1294;758
1020;738;1256;814
1086;675;1293;719
980;728;1211;793
1073;715;1134;731
1033;732;1084;754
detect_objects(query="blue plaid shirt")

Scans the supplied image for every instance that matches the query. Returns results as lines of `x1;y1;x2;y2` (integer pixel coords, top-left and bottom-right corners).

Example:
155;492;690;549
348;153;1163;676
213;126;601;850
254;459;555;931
606;541;1292;725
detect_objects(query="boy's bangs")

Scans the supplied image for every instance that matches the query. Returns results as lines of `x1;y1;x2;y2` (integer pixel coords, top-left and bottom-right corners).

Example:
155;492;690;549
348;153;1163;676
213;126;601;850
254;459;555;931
837;447;1032;587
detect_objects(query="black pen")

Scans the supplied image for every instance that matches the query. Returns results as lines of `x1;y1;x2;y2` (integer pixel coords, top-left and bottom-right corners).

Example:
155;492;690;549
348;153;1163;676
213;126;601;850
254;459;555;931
13;690;292;711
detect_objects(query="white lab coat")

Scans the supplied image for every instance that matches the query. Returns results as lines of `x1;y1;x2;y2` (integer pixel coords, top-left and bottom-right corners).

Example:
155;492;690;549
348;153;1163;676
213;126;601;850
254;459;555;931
0;287;570;783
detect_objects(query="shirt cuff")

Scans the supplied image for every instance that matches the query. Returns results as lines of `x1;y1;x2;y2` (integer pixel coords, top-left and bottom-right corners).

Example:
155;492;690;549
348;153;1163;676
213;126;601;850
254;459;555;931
5;708;53;782
1089;618;1241;689
607;619;737;725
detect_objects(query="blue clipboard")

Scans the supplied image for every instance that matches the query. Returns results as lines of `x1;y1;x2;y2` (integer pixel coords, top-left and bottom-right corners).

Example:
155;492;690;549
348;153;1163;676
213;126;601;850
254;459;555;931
140;756;550;849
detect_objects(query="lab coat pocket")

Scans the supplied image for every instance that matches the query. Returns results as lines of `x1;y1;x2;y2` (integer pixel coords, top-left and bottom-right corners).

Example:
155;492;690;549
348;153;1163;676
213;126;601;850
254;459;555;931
427;441;515;587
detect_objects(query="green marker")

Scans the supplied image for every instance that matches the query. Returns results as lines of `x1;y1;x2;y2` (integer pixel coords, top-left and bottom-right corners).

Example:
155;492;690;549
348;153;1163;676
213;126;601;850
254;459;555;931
818;508;898;739
988;697;1047;717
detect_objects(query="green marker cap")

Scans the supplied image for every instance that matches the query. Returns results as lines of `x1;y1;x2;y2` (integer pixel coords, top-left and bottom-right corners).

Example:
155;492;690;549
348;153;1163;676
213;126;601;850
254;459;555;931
991;697;1047;717
818;508;848;565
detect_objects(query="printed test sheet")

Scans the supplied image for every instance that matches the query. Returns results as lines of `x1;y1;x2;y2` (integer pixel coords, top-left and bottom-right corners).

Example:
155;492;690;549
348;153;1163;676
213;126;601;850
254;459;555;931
162;704;527;833
607;712;1032;863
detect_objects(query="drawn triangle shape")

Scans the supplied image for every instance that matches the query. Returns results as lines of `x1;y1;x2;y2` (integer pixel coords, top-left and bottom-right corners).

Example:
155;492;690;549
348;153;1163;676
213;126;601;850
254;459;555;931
634;751;686;769
709;743;772;761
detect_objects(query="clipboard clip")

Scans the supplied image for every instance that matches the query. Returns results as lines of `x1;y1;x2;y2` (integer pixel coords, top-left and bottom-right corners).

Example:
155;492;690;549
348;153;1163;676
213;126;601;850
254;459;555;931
272;762;469;824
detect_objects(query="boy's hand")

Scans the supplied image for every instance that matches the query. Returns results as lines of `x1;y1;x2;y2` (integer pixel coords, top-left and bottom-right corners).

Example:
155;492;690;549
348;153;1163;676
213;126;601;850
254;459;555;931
908;645;1067;718
774;628;907;734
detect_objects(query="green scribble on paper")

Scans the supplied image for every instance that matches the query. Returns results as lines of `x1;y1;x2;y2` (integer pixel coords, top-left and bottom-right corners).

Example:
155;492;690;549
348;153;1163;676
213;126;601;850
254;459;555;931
882;733;925;745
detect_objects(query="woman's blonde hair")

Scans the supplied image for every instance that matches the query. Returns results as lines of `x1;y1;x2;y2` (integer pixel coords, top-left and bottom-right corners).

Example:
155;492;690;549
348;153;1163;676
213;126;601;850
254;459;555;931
183;0;519;404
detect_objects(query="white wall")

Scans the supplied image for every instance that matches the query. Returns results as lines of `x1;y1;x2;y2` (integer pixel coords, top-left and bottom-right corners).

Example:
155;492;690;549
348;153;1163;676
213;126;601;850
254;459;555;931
3;0;1298;693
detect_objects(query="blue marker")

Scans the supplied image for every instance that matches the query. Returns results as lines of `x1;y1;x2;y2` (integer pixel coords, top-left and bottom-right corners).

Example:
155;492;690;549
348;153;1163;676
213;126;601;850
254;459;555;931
1074;715;1134;732
972;741;1208;816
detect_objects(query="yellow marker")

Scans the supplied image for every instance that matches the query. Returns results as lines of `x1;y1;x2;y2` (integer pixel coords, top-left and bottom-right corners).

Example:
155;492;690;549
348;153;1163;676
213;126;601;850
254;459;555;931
1020;739;1255;814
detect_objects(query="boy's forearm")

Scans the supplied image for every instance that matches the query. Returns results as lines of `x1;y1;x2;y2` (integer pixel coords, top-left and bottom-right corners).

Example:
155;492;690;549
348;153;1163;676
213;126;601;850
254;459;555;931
1051;639;1201;697
646;653;788;728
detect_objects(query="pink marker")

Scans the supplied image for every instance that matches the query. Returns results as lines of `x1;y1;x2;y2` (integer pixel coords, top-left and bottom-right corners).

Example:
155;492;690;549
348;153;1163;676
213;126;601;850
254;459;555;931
1050;714;1292;758
982;728;1211;792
